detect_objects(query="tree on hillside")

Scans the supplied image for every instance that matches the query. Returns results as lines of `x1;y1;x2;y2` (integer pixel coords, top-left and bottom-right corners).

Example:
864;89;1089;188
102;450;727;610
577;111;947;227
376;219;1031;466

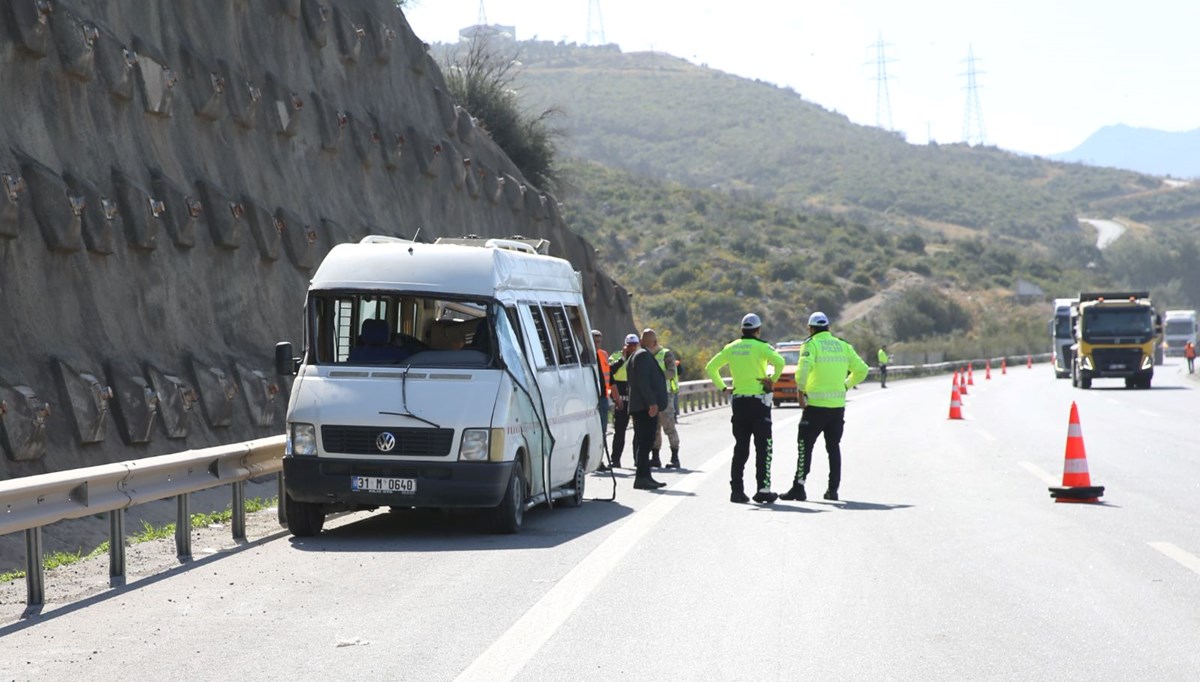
441;39;564;193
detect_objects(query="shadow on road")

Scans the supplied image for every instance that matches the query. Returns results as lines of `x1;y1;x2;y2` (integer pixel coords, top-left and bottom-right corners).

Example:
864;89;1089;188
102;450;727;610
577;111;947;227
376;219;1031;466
289;498;635;553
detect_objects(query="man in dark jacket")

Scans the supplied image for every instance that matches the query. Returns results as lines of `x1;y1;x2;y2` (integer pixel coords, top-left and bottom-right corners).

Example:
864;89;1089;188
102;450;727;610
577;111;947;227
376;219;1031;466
627;329;670;490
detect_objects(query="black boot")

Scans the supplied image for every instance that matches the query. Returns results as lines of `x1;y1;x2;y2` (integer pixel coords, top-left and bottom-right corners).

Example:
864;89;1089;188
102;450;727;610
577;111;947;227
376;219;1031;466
779;482;806;501
752;489;778;504
730;487;750;503
667;448;680;469
650;450;662;468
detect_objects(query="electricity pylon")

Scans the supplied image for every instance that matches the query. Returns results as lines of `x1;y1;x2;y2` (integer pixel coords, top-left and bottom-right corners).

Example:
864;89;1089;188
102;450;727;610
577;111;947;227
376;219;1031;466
587;0;606;45
961;44;986;145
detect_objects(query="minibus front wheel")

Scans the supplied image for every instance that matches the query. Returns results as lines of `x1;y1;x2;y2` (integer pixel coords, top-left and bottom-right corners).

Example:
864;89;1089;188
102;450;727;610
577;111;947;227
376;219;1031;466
285;491;327;537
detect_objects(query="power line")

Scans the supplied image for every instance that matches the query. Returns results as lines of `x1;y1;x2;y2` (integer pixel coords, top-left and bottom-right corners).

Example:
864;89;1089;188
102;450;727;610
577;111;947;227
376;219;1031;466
586;0;605;45
961;44;986;146
867;33;895;131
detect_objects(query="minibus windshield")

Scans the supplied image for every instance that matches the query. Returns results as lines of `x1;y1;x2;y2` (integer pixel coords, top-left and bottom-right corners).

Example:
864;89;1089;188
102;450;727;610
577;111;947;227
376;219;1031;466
310;291;496;368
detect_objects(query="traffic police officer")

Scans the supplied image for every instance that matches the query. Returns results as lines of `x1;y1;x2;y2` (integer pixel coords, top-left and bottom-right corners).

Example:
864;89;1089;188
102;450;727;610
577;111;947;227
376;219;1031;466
877;344;890;388
607;333;640;468
781;312;869;502
705;313;786;504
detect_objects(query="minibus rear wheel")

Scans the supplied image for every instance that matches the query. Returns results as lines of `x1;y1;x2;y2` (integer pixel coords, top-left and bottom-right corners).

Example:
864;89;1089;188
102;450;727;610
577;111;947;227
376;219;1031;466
285;492;326;537
562;442;588;508
493;459;526;534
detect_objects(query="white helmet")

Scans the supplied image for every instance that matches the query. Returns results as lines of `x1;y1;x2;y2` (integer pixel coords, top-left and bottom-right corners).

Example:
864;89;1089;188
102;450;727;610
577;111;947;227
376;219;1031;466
741;313;762;330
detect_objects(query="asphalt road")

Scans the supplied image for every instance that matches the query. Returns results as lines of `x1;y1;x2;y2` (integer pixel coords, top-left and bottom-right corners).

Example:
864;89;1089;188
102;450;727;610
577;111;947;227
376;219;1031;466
2;361;1199;680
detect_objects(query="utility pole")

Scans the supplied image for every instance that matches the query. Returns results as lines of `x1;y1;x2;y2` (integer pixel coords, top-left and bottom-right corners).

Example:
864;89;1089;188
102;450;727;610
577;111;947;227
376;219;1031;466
867;33;895;131
587;0;606;45
961;44;986;146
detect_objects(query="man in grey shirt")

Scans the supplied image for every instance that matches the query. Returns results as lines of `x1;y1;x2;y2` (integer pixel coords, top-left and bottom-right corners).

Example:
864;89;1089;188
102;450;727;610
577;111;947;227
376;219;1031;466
628;329;669;490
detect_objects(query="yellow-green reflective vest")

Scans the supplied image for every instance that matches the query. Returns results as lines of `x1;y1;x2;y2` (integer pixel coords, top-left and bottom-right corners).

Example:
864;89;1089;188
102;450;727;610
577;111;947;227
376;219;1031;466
654;347;679;393
797;331;869;408
878;348;889;364
609;351;629;382
705;337;785;395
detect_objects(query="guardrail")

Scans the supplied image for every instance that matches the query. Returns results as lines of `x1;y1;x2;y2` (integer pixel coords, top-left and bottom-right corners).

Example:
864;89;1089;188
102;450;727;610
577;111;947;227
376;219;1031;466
0;435;285;606
676;378;733;413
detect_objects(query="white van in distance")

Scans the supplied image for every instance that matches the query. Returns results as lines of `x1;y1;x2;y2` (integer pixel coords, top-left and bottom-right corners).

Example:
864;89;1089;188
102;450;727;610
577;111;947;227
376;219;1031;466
274;236;604;536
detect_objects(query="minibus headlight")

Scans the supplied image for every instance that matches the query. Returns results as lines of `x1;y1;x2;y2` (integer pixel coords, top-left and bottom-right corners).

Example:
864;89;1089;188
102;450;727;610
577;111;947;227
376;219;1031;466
459;429;490;461
1081;356;1093;371
1141;354;1153;370
291;423;317;455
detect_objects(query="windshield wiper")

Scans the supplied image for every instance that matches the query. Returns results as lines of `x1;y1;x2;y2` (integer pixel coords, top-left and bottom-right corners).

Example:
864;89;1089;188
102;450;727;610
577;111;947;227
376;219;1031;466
378;366;441;429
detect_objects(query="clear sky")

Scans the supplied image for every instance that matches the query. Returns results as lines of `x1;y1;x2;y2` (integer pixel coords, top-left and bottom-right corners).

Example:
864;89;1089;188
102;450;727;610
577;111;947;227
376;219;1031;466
401;0;1200;157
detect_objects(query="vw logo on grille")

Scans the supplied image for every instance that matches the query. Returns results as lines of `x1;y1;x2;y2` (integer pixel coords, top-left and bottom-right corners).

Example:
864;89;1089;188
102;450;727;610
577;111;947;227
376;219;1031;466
375;431;396;452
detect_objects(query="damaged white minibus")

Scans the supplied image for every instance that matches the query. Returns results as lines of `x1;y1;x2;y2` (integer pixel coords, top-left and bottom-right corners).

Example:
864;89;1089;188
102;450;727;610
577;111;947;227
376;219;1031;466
274;236;604;535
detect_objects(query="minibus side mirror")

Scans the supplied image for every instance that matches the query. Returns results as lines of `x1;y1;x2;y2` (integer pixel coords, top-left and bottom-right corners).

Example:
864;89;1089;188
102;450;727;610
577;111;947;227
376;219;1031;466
275;342;297;377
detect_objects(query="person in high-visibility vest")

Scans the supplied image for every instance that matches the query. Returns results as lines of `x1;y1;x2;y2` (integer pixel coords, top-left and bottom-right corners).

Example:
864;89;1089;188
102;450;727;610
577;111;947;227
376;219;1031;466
781;312;869;502
642;328;681;469
705;313;786;504
607;333;640;469
877;345;890;388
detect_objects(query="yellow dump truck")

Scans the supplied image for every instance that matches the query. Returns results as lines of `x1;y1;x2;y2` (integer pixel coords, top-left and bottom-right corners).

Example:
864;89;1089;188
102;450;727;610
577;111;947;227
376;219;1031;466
1070;291;1161;389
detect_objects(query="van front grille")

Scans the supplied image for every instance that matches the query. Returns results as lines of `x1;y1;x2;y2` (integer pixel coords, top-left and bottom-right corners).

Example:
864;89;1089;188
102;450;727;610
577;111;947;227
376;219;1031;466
321;425;454;456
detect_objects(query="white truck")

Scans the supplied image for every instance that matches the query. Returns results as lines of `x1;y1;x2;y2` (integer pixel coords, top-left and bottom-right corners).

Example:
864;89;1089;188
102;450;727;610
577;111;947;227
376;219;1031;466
1162;310;1198;357
1050;297;1078;379
274;236;604;536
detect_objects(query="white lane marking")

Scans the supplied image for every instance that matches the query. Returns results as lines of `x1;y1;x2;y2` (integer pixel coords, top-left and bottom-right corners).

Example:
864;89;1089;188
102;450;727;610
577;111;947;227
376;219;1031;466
1019;461;1060;486
978;430;997;442
1138;409;1162;418
1149;542;1200;576
1106;399;1121;405
456;414;801;682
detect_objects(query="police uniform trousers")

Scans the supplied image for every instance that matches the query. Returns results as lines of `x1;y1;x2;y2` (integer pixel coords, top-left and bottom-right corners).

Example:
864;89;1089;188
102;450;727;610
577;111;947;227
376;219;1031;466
611;383;630;465
730;396;773;493
795;406;845;493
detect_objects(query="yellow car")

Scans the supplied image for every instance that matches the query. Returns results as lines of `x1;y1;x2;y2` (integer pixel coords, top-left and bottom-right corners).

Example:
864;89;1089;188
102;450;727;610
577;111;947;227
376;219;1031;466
771;341;805;407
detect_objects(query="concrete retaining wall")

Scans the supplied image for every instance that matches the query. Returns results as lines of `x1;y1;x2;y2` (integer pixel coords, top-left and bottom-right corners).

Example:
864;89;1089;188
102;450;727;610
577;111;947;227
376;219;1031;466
0;0;633;479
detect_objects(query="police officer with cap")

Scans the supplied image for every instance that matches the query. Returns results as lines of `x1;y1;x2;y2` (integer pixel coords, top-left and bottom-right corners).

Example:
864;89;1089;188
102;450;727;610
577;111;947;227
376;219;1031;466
780;311;869;502
705;313;787;504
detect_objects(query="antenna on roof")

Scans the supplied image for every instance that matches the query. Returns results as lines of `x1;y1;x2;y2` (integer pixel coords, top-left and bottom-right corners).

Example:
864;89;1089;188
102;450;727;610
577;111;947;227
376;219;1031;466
412;227;422;243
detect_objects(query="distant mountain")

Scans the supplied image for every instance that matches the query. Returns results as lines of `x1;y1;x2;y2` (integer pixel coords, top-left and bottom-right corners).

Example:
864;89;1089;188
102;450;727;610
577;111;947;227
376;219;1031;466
1052;125;1200;178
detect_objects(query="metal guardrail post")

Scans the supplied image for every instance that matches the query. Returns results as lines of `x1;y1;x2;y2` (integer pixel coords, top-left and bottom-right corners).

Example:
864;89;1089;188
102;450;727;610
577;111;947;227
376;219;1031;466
231;480;246;541
109;508;125;580
25;527;44;606
175;494;191;558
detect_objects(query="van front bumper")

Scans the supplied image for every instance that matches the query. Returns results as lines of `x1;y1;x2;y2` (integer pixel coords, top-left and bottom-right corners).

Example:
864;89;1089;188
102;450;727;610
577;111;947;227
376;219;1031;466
283;456;515;508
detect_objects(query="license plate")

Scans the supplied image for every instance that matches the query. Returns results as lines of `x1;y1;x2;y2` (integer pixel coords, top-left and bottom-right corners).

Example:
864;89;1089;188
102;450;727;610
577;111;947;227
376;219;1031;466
351;476;416;494
1111;363;1126;370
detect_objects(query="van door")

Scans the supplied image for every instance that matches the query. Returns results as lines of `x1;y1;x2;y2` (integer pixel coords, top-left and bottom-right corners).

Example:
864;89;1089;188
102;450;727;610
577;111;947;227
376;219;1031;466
499;305;551;500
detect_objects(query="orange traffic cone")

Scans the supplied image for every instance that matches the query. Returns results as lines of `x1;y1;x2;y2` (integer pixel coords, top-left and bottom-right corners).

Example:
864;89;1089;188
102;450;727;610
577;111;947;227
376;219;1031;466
948;387;963;420
1049;402;1104;503
1027;355;1033;369
958;369;968;395
967;364;975;385
1001;358;1007;375
985;360;992;380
